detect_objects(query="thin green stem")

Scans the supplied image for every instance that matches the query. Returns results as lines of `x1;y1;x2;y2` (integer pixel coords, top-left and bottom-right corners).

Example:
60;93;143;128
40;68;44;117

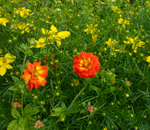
68;83;88;111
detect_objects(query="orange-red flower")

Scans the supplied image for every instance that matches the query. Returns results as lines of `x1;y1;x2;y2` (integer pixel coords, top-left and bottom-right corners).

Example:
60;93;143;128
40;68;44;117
73;52;100;78
21;62;48;90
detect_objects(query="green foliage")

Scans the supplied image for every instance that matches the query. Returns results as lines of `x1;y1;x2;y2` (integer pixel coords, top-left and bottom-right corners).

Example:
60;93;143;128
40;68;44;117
0;0;150;129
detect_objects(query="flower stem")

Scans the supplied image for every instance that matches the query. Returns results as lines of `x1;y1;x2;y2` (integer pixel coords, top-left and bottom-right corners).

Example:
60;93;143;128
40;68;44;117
68;83;88;111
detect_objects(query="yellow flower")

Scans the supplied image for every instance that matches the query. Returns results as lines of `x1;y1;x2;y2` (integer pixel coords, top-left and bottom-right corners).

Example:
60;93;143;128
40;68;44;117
31;37;46;48
48;25;70;46
132;41;145;53
14;7;32;17
92;34;98;43
0;53;16;76
0;18;9;26
11;22;33;34
147;1;150;6
111;5;118;12
105;38;117;48
118;18;124;24
146;56;150;63
84;24;99;35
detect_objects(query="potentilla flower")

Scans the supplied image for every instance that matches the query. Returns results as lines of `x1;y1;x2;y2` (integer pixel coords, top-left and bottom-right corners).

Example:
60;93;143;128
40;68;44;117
34;120;44;129
0;53;16;76
21;62;48;90
73;52;100;78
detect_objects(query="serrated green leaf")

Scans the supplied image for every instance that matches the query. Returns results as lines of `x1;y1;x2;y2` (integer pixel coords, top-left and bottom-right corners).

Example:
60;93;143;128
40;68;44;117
19;117;27;126
11;76;19;83
11;109;21;119
24;105;39;117
7;120;18;130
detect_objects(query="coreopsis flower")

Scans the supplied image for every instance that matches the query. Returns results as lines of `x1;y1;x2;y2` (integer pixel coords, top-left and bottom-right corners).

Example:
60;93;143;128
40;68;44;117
34;120;44;129
0;53;16;76
31;37;46;48
0;18;9;26
21;62;48;90
73;52;100;78
87;105;94;115
48;25;70;46
14;7;32;17
14;102;21;108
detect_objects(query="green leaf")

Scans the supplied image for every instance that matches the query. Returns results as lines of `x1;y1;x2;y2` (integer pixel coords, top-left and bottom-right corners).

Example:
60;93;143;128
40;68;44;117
9;86;19;91
11;109;21;119
11;76;19;83
17;64;23;72
89;85;100;92
61;102;66;109
51;107;64;117
7;120;18;130
24;105;39;117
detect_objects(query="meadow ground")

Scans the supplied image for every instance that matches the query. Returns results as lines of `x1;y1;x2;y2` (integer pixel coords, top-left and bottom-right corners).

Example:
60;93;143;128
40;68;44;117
0;0;150;130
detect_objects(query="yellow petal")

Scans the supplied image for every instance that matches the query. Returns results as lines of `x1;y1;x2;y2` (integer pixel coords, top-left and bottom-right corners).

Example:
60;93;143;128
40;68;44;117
0;57;4;66
0;66;6;76
57;31;70;39
56;39;61;46
4;53;16;63
50;25;58;33
5;64;13;69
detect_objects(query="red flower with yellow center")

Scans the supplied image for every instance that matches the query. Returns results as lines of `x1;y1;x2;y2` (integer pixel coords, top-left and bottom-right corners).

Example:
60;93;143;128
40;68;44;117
73;52;100;78
21;62;48;90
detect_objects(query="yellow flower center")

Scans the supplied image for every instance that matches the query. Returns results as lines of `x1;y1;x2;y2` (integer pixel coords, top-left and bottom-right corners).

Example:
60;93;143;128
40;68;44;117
34;72;39;77
84;62;89;67
2;60;7;64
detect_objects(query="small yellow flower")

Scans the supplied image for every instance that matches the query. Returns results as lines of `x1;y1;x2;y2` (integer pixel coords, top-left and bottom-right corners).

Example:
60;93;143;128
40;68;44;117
146;56;150;63
105;38;117;48
73;79;79;86
0;18;9;26
48;25;70;46
0;53;16;76
31;37;46;48
103;127;107;130
92;34;98;43
125;93;129;98
14;7;32;17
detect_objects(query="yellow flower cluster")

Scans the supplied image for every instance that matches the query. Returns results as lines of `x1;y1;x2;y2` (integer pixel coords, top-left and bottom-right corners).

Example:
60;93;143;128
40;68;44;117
123;36;145;53
10;22;33;34
14;7;32;18
84;24;100;43
118;18;130;29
